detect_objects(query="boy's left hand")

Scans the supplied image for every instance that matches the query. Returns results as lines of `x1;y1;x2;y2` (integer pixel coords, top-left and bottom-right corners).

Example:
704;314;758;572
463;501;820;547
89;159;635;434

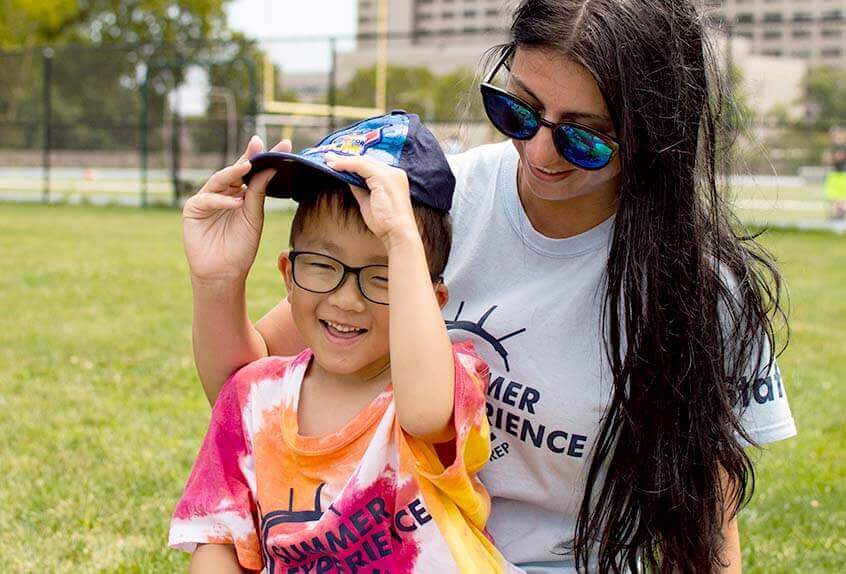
324;153;418;247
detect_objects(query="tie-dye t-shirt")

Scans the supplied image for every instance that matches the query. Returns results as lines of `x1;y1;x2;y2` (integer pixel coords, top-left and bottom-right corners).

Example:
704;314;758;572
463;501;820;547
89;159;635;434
169;341;511;573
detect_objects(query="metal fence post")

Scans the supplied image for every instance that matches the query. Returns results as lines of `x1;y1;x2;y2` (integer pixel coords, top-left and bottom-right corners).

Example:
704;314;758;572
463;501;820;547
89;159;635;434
328;37;337;132
140;65;149;208
42;48;53;203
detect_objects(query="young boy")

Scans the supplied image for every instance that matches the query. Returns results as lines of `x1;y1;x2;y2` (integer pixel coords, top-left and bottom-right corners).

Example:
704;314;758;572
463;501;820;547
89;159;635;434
169;112;509;573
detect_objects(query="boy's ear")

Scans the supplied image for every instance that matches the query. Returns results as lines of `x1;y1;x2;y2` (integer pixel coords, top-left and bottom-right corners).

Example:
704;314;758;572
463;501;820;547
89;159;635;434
278;250;294;297
434;282;449;310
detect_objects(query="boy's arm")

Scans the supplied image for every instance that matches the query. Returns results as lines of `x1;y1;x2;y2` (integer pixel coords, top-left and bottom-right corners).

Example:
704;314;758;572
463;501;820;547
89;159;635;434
190;544;254;574
183;135;306;404
385;226;456;442
325;153;455;442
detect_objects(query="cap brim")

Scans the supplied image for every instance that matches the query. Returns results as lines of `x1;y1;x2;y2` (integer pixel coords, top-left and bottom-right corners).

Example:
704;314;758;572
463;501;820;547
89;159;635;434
242;151;366;199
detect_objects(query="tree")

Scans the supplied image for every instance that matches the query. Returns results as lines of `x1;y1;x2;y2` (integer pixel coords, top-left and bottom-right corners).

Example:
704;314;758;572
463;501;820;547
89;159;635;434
803;66;846;130
337;65;483;122
0;0;254;151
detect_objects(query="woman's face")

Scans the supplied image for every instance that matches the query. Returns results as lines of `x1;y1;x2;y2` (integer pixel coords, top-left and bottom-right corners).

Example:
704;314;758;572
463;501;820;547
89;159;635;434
507;46;621;204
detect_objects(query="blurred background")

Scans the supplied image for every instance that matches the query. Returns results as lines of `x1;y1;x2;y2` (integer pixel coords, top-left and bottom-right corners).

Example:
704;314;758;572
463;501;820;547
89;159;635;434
0;1;843;572
1;0;845;227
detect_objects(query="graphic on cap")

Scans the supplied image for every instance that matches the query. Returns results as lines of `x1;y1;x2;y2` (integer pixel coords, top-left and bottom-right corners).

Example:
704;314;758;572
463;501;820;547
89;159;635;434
307;128;383;157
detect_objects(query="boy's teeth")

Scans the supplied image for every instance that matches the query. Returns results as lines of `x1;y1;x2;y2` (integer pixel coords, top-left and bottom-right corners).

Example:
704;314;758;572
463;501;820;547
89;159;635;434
326;320;362;333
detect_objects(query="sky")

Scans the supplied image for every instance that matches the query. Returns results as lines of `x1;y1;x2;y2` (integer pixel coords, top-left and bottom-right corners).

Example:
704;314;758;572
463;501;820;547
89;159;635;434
226;0;358;72
174;1;357;115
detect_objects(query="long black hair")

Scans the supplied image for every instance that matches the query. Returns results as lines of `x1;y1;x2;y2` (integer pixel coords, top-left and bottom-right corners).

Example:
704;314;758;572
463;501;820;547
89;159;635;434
501;1;787;572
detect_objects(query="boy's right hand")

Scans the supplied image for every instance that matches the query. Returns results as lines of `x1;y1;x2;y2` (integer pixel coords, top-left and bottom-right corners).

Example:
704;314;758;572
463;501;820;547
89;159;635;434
183;136;291;285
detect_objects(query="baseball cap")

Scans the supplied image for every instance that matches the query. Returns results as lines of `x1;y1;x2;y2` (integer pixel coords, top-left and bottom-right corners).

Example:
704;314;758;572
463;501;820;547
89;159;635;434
243;110;455;212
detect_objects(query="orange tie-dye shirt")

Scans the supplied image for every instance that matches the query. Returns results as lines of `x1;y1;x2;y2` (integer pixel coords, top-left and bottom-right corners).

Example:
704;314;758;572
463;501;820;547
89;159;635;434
169;341;510;573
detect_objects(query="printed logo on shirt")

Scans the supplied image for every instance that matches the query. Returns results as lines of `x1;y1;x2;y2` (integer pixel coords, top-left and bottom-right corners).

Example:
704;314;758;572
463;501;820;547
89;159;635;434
260;477;434;574
734;362;786;408
446;302;526;372
447;300;590;462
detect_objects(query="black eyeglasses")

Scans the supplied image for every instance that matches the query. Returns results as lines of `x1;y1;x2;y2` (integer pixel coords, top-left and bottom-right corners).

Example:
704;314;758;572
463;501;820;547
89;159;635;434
480;45;619;171
289;251;391;305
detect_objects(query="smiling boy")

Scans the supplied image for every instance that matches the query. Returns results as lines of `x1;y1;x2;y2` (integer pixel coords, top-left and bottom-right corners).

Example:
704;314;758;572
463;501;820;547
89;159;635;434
169;112;510;573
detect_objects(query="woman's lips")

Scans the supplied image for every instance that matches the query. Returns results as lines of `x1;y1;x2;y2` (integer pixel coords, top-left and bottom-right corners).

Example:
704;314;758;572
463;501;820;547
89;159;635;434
527;161;576;183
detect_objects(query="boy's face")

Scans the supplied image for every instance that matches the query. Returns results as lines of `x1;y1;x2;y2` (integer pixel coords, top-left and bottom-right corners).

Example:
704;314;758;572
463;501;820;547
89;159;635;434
279;207;392;380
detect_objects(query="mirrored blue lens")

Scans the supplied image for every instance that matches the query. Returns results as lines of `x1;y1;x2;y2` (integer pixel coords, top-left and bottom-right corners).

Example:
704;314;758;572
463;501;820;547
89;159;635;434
554;125;614;170
483;91;539;140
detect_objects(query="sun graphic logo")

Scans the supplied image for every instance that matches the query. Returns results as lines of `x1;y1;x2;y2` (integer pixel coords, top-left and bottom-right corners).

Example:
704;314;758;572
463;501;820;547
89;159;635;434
446;302;526;372
313;128;383;157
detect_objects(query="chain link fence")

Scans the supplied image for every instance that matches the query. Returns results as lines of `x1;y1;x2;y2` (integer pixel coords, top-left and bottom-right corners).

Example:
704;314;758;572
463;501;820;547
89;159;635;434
0;30;842;228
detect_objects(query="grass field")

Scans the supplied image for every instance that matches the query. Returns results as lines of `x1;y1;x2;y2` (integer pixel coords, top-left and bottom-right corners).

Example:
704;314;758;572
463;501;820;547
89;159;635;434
0;204;843;572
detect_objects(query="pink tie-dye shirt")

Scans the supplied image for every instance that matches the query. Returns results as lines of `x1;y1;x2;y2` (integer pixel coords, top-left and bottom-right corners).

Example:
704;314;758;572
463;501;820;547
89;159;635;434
169;340;511;573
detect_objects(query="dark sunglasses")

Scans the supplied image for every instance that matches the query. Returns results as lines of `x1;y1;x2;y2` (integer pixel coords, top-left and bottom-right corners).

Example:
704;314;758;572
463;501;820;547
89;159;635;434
480;45;619;171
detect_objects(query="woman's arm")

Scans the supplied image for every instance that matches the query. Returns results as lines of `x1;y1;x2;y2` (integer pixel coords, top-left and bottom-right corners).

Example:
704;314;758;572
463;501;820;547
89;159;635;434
191;284;305;405
189;544;253;574
720;517;742;574
719;467;743;573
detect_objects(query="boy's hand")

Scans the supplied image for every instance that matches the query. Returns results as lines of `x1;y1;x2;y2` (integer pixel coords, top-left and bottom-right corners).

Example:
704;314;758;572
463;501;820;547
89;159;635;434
183;136;291;284
324;152;418;247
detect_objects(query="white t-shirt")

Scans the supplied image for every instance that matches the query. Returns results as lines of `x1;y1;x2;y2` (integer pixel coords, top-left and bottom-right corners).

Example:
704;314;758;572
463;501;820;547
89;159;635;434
442;141;797;573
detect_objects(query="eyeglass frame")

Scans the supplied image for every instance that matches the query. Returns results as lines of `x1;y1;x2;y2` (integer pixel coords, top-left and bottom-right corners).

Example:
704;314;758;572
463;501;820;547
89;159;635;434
480;44;620;170
288;250;443;306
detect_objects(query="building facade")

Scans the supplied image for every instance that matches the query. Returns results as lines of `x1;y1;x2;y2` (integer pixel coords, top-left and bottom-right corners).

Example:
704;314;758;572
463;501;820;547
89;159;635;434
356;0;510;44
714;0;845;67
338;0;511;82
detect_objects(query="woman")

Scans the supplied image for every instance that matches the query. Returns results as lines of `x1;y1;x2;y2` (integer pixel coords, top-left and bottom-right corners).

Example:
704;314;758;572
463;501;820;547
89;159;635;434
183;1;796;571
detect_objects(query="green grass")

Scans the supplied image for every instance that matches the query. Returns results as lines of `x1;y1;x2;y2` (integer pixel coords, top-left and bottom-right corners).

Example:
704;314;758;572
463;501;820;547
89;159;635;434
0;204;843;572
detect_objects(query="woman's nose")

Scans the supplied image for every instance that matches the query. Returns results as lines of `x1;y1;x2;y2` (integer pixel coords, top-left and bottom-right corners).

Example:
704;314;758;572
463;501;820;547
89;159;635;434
526;124;572;170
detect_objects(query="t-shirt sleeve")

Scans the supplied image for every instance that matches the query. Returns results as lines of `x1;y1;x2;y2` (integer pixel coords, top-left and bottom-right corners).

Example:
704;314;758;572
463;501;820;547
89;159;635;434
168;374;262;570
406;340;492;529
735;334;797;447
717;266;797;446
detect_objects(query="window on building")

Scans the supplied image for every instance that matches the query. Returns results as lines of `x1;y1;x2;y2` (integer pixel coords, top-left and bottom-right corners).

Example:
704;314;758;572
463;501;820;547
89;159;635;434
821;10;843;21
792;29;812;38
442;11;454;19
822;28;843;37
822;48;842;58
761;49;784;56
792;12;812;21
463;9;477;17
762;12;784;23
485;8;499;17
737;31;754;39
736;13;754;23
791;49;811;58
763;30;782;40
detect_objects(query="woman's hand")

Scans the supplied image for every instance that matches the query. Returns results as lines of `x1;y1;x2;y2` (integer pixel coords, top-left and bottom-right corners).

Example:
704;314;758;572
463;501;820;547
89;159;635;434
183;136;291;284
324;152;418;248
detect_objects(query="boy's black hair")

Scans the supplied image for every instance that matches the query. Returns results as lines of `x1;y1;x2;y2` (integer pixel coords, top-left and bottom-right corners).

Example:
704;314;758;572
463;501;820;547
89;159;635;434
289;179;452;279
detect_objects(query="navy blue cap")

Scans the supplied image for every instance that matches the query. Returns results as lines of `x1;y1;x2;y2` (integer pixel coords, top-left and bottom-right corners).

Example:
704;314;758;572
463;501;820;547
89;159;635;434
243;110;455;212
